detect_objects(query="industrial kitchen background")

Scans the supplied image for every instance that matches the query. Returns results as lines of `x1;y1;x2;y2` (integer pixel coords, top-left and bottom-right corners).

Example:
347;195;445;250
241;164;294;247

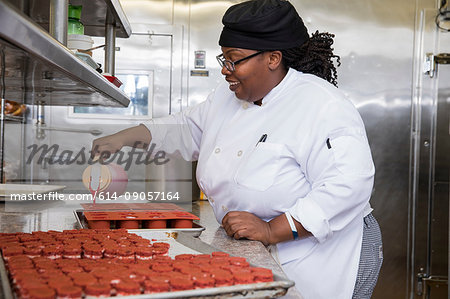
0;0;449;298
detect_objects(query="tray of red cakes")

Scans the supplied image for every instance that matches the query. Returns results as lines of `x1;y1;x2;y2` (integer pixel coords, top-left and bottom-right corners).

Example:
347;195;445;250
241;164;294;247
74;203;205;237
0;229;294;298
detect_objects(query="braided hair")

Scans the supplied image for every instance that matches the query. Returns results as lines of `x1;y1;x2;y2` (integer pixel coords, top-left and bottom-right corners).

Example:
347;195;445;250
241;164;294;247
281;31;341;87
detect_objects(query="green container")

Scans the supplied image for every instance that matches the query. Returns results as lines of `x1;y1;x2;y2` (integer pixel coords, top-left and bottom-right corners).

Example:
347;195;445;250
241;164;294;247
68;5;82;19
68;5;84;35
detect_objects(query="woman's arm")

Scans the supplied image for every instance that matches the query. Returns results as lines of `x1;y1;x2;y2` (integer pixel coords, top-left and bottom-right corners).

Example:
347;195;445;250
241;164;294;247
90;124;152;159
222;211;311;246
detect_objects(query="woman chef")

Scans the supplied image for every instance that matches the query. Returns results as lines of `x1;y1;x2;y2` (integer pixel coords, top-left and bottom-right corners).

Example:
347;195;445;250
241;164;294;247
91;0;383;298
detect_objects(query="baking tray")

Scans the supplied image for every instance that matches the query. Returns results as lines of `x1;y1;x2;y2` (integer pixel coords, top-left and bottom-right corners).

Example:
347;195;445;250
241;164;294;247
0;231;294;299
134;231;295;298
0;256;13;299
74;209;205;237
0;184;66;202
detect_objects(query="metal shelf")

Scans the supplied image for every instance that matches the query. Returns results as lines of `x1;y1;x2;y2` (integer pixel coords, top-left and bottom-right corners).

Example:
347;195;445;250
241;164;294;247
3;115;25;123
0;0;130;107
7;0;132;38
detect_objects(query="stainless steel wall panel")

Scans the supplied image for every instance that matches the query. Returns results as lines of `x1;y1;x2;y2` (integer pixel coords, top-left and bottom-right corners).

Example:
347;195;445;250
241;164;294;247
431;53;449;280
118;0;174;25
187;0;230;107
410;9;437;299
410;4;449;298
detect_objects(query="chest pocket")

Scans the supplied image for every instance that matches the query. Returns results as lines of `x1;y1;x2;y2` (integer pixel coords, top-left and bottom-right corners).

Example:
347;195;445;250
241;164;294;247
234;142;283;191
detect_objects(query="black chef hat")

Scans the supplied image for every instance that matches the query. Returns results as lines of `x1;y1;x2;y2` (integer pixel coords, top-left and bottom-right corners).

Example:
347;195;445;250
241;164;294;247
219;0;309;51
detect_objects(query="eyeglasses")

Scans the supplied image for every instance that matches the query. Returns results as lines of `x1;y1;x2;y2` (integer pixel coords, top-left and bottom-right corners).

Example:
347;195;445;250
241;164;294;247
216;51;264;72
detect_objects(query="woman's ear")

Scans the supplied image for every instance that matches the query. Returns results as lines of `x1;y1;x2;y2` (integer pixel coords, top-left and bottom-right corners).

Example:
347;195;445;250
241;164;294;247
268;51;283;70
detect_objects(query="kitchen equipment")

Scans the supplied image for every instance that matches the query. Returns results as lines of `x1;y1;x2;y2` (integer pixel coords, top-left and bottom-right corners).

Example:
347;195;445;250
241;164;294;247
103;74;123;88
40;127;102;136
84;44;106;52
77;202;200;230
68;34;94;55
74;209;206;237
74;51;98;69
68;5;84;35
82;163;128;198
0;229;294;298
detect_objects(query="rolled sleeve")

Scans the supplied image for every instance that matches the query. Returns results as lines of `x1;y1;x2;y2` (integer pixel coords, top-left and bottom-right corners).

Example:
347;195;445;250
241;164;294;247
289;199;331;243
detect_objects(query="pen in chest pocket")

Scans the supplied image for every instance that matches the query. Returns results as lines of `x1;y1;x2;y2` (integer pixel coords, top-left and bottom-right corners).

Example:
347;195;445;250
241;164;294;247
255;134;267;146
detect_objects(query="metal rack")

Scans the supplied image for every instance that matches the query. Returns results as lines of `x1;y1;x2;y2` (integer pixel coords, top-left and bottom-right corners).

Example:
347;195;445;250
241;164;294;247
24;0;132;38
0;1;131;106
0;0;132;181
0;108;26;183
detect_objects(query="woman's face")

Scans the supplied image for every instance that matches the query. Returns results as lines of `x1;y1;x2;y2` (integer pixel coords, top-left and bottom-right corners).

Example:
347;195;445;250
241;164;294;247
220;47;272;103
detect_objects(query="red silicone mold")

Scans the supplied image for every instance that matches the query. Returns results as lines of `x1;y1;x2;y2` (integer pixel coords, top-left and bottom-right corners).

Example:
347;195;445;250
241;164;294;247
82;203;199;229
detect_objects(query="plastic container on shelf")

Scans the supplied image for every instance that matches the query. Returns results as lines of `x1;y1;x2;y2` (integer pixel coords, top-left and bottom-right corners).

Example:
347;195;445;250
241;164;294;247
68;34;94;55
74;51;99;69
103;74;123;88
68;5;84;35
82;163;128;198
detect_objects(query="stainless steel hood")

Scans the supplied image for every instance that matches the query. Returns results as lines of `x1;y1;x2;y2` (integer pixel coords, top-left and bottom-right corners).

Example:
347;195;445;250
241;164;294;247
0;0;130;107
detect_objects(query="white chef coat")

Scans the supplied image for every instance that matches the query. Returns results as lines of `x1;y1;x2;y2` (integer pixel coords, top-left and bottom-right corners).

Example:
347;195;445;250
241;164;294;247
145;68;375;299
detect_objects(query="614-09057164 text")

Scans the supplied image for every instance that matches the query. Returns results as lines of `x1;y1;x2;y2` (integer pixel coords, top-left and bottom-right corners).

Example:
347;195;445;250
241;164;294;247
93;191;180;201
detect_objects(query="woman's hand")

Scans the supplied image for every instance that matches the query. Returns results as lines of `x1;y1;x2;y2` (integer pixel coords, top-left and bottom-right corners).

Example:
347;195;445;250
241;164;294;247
91;134;125;160
222;211;312;246
222;211;273;246
90;124;152;160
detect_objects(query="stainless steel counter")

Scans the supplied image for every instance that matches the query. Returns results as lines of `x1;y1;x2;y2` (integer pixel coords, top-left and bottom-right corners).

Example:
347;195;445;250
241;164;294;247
0;197;302;298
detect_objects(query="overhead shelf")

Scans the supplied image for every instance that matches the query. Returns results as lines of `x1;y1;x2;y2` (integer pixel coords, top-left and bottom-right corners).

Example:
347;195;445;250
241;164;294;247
0;0;130;107
22;0;132;38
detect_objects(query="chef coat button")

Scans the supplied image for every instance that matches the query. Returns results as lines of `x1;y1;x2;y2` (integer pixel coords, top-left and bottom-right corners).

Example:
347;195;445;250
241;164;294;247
242;103;248;109
209;197;214;203
222;205;228;212
237;150;243;156
214;148;221;153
